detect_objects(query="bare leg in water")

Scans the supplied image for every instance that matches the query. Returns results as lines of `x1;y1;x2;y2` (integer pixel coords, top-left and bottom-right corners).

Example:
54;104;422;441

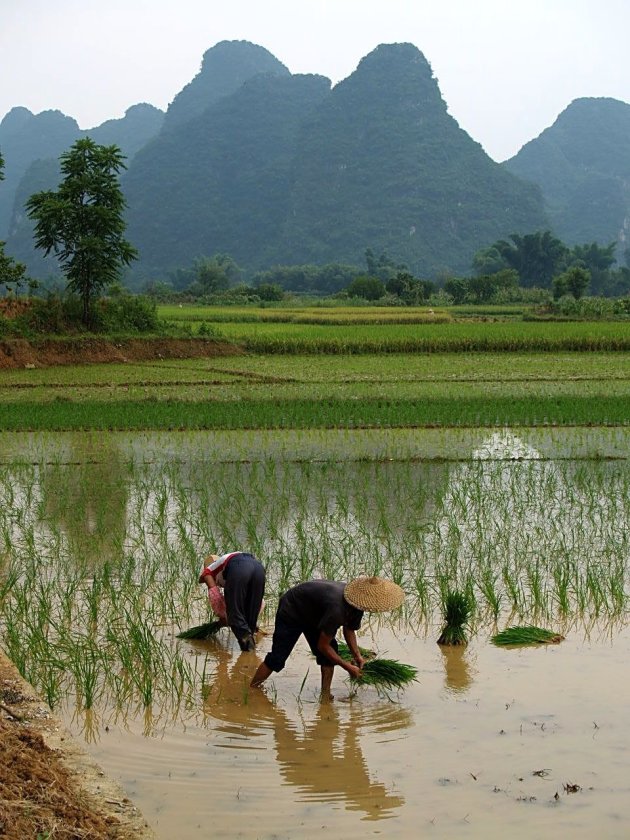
320;664;334;701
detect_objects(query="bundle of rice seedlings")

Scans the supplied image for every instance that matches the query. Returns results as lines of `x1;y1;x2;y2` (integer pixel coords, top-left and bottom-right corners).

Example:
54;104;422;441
337;643;417;691
437;591;472;646
357;658;418;691
491;626;565;646
176;620;223;640
337;641;376;662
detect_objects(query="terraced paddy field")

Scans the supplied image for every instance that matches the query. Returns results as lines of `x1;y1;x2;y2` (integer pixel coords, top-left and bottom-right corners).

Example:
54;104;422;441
1;315;629;837
1;425;629;839
1;350;629;429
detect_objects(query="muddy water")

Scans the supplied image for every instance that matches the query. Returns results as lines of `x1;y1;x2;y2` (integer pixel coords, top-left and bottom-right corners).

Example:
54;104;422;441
66;622;630;840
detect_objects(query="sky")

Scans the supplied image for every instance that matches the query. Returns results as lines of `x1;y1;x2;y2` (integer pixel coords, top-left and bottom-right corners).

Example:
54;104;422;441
2;0;630;162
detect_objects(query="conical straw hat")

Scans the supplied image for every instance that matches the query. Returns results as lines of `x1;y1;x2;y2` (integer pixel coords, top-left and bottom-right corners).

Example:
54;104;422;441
344;576;405;612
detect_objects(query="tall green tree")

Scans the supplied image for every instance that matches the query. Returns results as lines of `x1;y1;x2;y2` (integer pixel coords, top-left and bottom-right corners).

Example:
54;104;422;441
493;231;568;288
346;275;386;300
553;266;591;300
569;241;616;295
26;138;137;326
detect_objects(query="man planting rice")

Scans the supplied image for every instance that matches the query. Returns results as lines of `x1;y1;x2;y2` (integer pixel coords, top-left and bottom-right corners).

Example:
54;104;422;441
250;576;405;699
199;551;266;651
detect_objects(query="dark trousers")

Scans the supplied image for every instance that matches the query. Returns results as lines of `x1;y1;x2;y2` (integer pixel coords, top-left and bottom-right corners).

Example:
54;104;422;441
264;614;339;672
223;553;265;642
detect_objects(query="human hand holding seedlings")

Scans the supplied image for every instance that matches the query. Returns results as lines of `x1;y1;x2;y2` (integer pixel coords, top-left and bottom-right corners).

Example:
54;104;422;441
317;632;363;678
343;628;366;670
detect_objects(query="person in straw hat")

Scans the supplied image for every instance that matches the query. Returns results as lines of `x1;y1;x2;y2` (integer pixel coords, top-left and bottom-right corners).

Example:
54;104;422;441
199;551;266;651
250;576;404;699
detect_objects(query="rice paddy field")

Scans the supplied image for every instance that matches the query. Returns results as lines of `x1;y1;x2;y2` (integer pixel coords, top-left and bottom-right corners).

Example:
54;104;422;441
1;311;630;838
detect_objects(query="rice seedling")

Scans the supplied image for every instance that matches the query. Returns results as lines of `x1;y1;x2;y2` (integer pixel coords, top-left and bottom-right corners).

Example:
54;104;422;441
491;626;565;646
176;620;223;640
352;658;418;692
0;424;628;728
337;642;376;661
335;641;416;692
437;591;473;645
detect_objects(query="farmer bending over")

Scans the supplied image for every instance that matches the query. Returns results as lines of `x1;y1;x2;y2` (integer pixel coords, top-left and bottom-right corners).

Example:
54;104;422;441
199;551;265;652
250;576;404;699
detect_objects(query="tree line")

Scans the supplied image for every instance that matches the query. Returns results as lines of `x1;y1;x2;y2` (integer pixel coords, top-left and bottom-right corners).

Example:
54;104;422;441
1;138;629;330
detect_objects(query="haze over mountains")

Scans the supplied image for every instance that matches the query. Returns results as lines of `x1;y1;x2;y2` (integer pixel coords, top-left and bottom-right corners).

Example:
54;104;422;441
2;40;629;285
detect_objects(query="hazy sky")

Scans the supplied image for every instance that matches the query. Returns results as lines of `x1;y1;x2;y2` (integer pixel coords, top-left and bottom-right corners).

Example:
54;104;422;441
3;0;630;161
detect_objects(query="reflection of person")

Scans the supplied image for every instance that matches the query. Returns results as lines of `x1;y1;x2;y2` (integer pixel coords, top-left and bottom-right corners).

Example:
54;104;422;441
199;551;265;651
250;576;405;699
275;702;405;820
204;653;406;821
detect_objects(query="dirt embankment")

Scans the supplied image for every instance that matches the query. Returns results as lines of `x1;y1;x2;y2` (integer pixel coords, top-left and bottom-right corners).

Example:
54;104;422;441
0;651;155;840
0;337;242;370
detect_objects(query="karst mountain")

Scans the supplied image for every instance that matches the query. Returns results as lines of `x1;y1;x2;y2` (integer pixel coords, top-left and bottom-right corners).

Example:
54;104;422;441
3;40;628;283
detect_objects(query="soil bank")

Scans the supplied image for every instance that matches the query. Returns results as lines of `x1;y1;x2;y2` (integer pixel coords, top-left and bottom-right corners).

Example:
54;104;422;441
0;651;155;839
0;337;242;369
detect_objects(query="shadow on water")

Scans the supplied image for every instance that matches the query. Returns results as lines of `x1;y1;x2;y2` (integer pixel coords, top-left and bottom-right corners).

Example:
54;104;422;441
202;648;408;821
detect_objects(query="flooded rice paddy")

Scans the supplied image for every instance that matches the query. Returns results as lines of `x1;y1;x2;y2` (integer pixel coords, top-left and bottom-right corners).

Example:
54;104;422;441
1;426;629;838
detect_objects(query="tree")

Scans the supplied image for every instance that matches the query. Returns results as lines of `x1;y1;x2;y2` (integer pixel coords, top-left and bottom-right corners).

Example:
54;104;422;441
569;241;616;296
255;282;285;301
471;245;507;276
386;271;435;304
25;138;137;326
553;265;591;300
443;276;469;304
346;275;386;300
493;231;568;288
467;268;518;303
364;248;406;282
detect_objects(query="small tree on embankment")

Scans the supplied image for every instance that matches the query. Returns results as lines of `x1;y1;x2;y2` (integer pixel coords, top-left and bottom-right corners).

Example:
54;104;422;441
26;138;137;328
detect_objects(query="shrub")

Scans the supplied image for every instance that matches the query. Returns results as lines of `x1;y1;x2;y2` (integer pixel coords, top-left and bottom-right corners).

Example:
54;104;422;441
346;276;386;301
549;295;617;319
94;292;160;333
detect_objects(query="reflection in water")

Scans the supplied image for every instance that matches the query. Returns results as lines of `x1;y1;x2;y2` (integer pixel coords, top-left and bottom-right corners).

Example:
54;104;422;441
203;649;407;820
39;442;128;567
440;645;474;694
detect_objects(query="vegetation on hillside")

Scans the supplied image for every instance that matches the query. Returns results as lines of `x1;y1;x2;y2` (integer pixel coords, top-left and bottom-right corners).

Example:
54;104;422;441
505;97;630;248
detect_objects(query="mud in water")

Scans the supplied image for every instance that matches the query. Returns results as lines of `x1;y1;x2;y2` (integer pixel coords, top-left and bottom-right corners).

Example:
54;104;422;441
63;622;630;840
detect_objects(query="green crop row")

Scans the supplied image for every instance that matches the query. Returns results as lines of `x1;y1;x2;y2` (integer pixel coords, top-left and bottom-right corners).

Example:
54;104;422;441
200;320;630;353
4;351;630;388
1;394;628;432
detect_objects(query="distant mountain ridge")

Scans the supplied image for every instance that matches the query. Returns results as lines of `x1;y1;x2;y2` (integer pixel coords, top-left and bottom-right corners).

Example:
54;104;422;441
163;40;290;130
6;40;628;285
1;103;164;273
275;43;545;275
0;107;79;238
121;40;546;279
504;97;630;250
0;102;164;242
124;72;331;275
